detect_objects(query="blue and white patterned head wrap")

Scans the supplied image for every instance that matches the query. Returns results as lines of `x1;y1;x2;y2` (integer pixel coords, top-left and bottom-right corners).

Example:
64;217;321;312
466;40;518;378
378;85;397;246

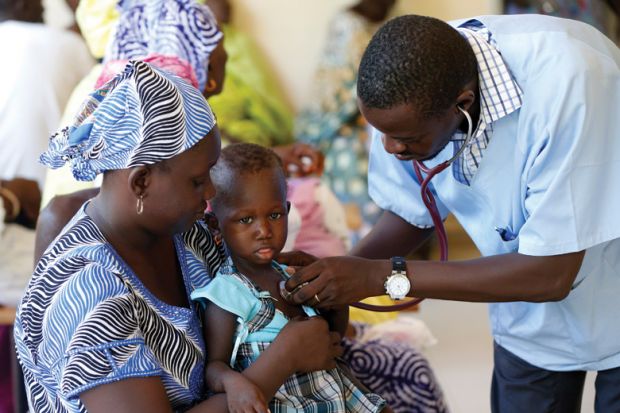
106;0;222;91
41;60;217;181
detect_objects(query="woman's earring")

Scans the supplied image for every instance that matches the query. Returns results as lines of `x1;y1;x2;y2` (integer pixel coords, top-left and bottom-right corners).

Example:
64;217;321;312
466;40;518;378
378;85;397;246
205;78;218;93
136;195;144;215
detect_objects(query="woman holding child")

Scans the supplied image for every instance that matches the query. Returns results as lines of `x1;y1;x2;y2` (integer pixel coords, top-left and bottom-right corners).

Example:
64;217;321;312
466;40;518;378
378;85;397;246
22;1;447;412
14;60;342;413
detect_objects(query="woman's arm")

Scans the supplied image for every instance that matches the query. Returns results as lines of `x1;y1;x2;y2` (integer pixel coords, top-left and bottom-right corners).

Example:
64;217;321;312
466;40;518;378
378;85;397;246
81;314;343;413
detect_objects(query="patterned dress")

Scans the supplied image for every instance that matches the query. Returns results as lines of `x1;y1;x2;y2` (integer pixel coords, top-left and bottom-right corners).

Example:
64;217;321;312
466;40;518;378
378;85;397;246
191;260;386;413
13;205;225;413
295;10;383;243
342;324;449;413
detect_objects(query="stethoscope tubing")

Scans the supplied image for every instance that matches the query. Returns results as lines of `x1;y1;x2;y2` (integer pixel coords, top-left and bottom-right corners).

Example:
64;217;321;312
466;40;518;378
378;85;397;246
350;107;474;312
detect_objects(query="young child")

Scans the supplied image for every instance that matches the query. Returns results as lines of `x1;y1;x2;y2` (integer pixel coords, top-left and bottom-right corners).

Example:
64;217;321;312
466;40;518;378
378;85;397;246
191;143;389;412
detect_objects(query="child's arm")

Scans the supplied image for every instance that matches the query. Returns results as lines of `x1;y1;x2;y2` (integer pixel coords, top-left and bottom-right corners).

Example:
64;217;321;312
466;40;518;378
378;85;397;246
203;301;268;412
320;305;349;337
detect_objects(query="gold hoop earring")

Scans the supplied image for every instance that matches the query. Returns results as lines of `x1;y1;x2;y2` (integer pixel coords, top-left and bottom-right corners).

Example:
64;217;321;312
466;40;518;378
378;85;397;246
136;195;144;215
204;78;217;93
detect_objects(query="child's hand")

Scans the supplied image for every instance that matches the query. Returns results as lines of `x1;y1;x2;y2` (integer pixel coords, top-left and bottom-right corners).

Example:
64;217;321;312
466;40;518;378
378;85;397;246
223;373;269;413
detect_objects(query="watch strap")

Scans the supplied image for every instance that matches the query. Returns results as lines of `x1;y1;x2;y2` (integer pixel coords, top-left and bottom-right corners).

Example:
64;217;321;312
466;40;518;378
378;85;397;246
391;256;406;273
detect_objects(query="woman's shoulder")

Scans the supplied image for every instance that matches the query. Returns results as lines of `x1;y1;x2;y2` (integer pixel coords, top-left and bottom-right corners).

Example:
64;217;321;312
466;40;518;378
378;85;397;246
36;210;110;272
181;219;227;276
22;210;131;325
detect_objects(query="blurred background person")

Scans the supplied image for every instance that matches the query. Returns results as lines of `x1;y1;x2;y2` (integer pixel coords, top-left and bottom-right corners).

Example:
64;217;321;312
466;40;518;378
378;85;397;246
295;0;396;244
0;177;40;413
0;0;94;193
0;3;92;409
504;0;619;44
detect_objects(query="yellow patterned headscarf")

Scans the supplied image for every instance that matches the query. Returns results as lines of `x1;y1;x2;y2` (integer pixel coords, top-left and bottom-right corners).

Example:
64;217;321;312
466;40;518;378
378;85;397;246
75;0;120;59
75;0;207;59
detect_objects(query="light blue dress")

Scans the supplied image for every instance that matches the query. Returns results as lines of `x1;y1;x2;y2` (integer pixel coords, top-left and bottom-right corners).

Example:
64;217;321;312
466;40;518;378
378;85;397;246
368;15;620;371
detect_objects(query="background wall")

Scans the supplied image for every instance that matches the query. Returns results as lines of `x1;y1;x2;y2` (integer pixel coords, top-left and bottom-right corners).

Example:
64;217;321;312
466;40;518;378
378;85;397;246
44;0;501;110
216;0;501;109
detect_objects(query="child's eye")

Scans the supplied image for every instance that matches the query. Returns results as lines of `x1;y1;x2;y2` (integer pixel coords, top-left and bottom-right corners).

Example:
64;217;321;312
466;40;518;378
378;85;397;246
239;217;253;224
269;212;283;220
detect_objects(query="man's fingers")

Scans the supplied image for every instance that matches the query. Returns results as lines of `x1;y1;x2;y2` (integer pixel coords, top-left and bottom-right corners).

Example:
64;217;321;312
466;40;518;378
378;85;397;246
285;261;321;290
277;250;318;267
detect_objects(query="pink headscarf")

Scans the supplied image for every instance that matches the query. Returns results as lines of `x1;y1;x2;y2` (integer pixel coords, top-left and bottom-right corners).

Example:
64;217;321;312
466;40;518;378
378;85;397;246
96;54;200;89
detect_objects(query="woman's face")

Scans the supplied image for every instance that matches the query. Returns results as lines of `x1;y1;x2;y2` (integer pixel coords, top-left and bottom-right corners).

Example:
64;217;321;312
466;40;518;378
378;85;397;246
203;40;228;99
143;128;222;235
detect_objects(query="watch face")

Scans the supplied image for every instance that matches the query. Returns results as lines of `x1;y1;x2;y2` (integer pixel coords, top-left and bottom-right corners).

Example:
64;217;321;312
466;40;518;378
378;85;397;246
389;275;410;297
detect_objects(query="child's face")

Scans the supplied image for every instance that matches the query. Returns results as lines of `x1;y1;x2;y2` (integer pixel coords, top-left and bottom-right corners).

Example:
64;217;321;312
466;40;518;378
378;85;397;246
216;168;288;266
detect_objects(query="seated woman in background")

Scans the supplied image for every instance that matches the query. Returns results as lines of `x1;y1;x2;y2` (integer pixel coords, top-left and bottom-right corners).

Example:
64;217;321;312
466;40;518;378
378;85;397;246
0;177;40;413
42;0;323;207
295;0;395;243
15;60;340;413
204;0;307;166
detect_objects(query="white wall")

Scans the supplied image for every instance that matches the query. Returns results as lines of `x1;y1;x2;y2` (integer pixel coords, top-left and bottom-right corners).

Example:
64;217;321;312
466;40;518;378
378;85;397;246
231;0;501;110
44;0;501;111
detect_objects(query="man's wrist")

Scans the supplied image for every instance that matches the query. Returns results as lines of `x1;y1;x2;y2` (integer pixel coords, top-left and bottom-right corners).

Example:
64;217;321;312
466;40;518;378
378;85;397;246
384;256;411;300
372;260;393;296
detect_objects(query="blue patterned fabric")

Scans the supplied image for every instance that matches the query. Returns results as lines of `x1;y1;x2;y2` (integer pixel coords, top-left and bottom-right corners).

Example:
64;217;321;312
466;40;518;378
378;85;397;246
107;0;222;91
13;205;227;413
342;328;449;413
40;60;216;181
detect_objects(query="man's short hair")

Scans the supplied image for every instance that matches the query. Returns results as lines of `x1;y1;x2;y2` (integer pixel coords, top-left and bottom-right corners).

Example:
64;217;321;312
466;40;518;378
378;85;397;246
357;15;478;118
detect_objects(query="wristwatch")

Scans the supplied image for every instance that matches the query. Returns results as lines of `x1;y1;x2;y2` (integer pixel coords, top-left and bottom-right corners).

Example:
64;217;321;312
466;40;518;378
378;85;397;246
384;256;411;300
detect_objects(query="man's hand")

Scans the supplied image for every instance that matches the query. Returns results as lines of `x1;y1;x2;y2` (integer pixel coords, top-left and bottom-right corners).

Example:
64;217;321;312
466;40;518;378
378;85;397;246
276;250;318;268
283;257;390;309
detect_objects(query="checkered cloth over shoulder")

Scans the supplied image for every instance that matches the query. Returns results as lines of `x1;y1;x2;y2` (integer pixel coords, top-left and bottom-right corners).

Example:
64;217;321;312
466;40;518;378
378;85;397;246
452;19;523;185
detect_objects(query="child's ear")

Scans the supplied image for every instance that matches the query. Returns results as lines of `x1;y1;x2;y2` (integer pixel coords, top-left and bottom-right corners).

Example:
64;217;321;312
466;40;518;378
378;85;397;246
286;201;291;213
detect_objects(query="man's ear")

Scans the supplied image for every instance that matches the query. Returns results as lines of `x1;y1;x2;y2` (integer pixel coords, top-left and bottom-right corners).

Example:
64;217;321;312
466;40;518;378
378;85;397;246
128;166;152;198
455;89;476;114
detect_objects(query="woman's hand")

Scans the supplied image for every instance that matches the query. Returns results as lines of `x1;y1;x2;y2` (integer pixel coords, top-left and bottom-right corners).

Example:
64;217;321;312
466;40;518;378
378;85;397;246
272;143;324;177
283;257;390;309
274;316;343;373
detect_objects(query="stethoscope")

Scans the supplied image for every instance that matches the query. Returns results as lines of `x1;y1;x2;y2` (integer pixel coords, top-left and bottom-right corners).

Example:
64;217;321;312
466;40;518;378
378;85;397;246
351;106;474;312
